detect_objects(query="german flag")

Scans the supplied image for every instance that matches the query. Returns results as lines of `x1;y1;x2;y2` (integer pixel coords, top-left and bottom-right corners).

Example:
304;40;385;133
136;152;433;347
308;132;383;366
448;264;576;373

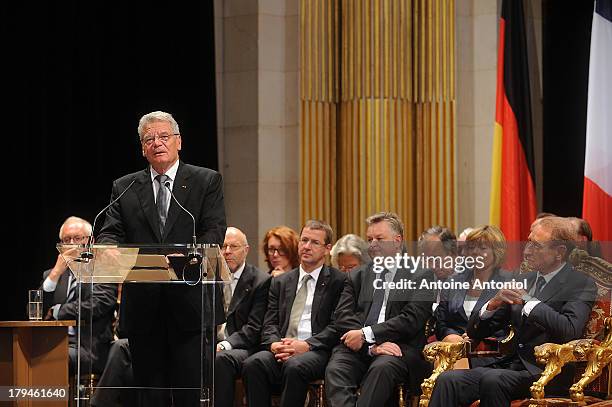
489;0;537;243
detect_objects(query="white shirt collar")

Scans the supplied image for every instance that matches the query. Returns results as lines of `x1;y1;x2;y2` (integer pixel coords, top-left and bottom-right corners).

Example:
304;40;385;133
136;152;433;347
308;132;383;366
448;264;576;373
299;264;323;283
537;261;566;284
150;159;180;183
233;262;246;281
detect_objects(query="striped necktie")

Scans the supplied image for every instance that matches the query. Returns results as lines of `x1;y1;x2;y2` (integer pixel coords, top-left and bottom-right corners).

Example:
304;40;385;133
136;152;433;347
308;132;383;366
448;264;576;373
67;274;77;302
155;174;170;235
533;276;546;298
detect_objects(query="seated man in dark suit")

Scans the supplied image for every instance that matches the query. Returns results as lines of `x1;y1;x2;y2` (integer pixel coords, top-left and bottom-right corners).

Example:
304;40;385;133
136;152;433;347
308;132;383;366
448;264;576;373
214;226;271;407
242;220;346;407
42;216;118;375
325;212;434;407
429;217;597;407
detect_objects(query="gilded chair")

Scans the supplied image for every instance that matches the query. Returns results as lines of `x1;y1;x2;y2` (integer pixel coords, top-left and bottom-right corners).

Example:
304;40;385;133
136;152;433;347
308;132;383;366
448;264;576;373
526;250;612;406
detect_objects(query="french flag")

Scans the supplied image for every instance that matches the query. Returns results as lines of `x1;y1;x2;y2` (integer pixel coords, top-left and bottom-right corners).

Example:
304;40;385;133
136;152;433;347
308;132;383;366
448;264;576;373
583;0;612;255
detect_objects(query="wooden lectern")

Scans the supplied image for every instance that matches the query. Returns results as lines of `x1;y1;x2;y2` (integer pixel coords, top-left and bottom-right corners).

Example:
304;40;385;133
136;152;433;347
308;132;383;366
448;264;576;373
0;320;74;407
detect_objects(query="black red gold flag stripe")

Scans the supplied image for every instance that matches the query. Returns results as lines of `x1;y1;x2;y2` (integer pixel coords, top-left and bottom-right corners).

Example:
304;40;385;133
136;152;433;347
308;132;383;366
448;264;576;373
490;0;537;243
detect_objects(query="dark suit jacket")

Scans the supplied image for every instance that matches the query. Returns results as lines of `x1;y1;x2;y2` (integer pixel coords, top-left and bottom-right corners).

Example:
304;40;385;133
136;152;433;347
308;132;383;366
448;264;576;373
335;262;435;350
41;269;117;372
97;161;227;334
435;268;512;340
261;265;347;351
467;263;596;381
333;262;435;392
225;263;271;350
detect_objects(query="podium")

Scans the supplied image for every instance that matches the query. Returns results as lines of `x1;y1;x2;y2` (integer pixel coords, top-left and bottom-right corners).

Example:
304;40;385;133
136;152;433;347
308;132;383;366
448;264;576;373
57;243;230;407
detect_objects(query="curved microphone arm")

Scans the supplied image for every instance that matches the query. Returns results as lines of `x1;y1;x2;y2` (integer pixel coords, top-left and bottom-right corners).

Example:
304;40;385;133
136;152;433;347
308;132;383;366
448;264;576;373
81;178;137;260
164;182;201;265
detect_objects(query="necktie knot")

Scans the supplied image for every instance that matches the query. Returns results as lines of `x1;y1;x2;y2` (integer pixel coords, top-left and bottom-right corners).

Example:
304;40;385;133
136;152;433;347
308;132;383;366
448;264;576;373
156;174;169;188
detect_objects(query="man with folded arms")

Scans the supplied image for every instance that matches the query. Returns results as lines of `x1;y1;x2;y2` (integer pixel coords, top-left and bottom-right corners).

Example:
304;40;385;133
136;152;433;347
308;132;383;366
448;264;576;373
325;212;434;406
215;227;271;407
242;220;346;407
429;217;597;406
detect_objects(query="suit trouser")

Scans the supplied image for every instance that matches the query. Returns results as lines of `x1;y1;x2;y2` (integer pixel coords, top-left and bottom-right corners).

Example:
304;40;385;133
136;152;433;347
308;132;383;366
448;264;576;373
242;349;329;407
214;349;252;407
325;344;413;407
130;329;202;407
428;366;536;407
90;338;135;407
68;345;92;376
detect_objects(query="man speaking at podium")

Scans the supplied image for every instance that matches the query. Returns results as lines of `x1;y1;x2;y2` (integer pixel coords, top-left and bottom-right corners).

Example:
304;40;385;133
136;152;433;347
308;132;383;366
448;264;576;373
98;111;227;407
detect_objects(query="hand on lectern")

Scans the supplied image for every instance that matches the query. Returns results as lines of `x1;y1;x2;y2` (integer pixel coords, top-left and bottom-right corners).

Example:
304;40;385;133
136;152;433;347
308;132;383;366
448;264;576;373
97;247;122;268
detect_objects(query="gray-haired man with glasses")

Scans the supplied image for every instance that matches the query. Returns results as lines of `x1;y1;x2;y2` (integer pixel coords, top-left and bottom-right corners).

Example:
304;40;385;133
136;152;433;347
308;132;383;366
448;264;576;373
97;110;226;407
214;227;271;407
41;216;117;375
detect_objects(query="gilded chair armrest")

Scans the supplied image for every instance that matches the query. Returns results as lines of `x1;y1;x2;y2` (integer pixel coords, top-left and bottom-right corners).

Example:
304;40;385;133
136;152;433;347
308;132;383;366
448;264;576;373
419;341;467;407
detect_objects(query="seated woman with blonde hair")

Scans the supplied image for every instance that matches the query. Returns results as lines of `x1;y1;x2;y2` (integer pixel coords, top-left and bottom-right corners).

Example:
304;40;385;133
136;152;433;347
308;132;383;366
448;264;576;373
262;226;300;277
330;234;371;272
434;225;512;368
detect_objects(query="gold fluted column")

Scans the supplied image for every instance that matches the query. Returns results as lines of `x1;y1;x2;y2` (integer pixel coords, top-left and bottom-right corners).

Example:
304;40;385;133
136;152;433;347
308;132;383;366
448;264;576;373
300;0;339;231
300;0;456;239
412;0;456;237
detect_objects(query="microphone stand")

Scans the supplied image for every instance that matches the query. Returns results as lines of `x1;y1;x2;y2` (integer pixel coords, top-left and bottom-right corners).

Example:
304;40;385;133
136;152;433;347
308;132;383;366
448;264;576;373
165;182;204;284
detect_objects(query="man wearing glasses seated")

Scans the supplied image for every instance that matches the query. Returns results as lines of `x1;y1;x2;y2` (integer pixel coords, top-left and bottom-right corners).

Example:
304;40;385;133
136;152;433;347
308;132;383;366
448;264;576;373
41;216;118;375
215;226;271;407
242;220;347;407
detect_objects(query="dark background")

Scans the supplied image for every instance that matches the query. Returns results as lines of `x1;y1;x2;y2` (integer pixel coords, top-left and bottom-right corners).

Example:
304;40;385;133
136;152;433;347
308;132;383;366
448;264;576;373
1;1;596;320
2;2;218;320
542;0;593;216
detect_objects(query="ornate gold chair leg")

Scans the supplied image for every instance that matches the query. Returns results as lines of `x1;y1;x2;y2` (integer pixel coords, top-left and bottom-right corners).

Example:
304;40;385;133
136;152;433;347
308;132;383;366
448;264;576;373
570;345;612;404
316;381;324;407
397;384;406;407
418;341;466;407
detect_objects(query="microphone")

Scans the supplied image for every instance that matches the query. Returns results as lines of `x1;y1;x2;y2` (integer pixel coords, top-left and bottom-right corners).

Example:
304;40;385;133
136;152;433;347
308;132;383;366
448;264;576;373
80;178;137;260
164;181;202;267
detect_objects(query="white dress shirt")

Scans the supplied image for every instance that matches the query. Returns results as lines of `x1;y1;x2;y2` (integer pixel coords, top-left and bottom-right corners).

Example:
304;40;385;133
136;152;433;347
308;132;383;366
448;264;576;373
43;272;76;335
218;262;246;351
363;265;397;343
